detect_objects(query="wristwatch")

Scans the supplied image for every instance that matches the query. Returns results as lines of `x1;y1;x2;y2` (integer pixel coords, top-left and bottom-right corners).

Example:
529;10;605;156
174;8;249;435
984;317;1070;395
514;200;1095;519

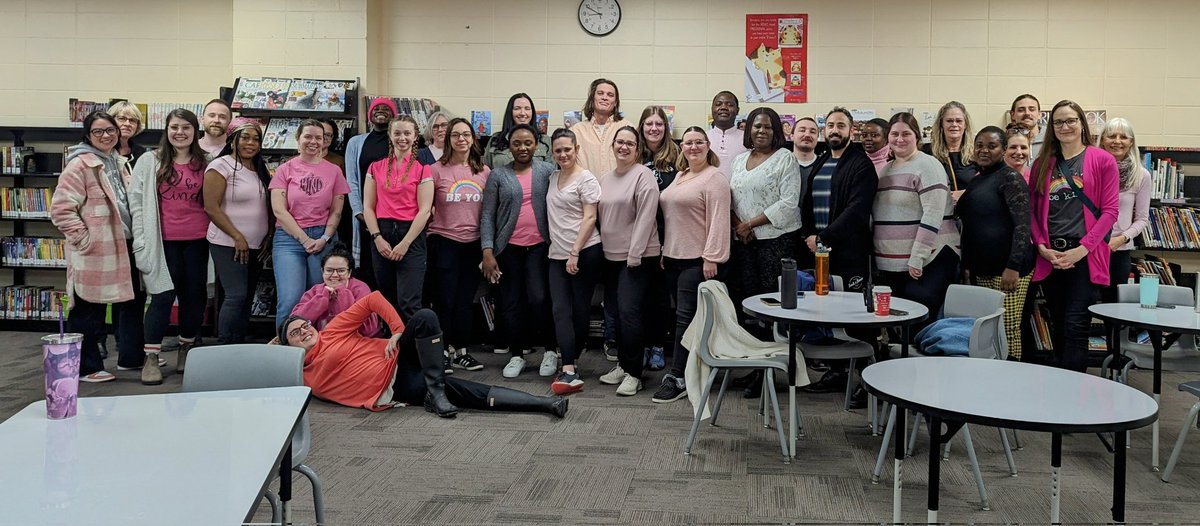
319;234;331;243
370;232;382;240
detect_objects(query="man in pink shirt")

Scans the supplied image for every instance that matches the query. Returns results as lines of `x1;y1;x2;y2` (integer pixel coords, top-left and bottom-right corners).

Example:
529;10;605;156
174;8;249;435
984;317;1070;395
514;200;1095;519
706;91;748;178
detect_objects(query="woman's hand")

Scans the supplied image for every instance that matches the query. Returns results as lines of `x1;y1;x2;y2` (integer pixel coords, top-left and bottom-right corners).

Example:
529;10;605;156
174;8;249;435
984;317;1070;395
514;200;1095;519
482;253;501;284
908;265;923;280
950;189;965;205
233;235;250;264
703;260;717;280
324;284;339;300
304;237;326;255
1108;234;1127;252
1059;245;1088;268
734;221;755;243
391;240;410;261
805;235;818;253
374;237;393;259
566;255;579;275
384;331;403;360
1000;268;1019;292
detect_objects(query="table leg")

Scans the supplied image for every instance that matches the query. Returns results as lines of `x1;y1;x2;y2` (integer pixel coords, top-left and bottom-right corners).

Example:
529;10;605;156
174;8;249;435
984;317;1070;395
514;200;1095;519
1151;330;1163;472
893;407;906;524
901;325;910;358
280;441;293;525
1105;321;1117;380
788;324;797;460
1113;426;1127;523
1050;432;1062;525
927;416;942;525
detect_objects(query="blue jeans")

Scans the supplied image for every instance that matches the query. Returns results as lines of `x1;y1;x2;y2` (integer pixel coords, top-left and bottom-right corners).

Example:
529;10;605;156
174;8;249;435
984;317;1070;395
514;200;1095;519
273;226;336;327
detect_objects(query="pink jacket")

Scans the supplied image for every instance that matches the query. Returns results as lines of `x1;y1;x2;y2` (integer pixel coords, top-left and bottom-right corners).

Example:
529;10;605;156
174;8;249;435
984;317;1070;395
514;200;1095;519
51;152;134;307
291;278;381;337
1029;146;1119;286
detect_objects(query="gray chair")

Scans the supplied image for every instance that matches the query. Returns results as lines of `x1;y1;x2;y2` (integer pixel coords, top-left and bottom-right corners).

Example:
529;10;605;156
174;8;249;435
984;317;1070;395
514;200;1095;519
1103;284;1200;381
1162;380;1200;482
182;344;325;525
685;285;792;463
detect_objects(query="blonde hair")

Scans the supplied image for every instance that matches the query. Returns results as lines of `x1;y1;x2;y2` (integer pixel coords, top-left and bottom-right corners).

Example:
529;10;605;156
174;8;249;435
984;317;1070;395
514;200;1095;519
930;101;973;167
107;100;144;136
1098;117;1146;191
386;116;421;188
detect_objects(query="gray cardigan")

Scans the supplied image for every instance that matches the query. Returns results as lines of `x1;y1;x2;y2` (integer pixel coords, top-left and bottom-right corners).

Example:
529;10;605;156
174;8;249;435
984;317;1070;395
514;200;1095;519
480;159;554;255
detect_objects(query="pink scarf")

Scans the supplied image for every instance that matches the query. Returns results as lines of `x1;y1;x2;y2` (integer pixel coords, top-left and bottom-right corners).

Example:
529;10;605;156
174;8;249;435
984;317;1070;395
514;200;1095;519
867;144;891;174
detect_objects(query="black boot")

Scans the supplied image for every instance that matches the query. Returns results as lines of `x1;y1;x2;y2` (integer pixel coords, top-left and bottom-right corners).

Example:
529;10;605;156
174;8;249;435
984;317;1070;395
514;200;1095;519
730;370;761;389
485;386;569;418
800;369;848;394
847;384;868;409
417;334;459;418
743;370;764;399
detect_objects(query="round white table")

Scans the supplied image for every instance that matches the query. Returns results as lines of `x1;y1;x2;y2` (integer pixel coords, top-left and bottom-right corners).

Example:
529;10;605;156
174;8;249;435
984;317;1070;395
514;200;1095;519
1089;302;1200;472
741;291;929;459
863;357;1158;524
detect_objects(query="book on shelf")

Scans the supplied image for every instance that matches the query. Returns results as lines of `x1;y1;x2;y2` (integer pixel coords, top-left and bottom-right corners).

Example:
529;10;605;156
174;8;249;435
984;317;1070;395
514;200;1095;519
67;98;111;127
1;146;35;174
1147;154;1187;201
262;118;300;150
283;79;321;110
1029;298;1052;352
1;237;66;267
1139;205;1200;250
234;77;358;112
315;81;350;112
232;77;289;110
250;280;276;318
1133;254;1179;286
471;111;492;136
535;110;549;136
1;188;53;218
0;286;66;321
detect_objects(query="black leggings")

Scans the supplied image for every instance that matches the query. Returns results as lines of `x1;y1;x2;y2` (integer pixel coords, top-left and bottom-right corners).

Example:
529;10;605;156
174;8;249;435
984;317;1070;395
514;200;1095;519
665;257;726;377
427;235;482;349
604;259;651;378
1039;261;1098;372
145;239;209;344
494;243;552;352
548;244;603;367
372;219;427;322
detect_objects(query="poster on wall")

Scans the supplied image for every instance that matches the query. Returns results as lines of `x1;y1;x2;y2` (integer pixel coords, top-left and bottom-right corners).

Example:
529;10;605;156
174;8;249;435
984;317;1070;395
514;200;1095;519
744;13;808;104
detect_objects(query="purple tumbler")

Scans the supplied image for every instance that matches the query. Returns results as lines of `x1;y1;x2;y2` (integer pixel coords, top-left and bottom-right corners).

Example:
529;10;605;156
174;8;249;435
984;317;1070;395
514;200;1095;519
42;333;82;419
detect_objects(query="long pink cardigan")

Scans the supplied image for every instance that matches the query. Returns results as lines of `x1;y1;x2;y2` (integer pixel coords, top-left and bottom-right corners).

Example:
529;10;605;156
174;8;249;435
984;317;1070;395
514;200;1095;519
1029;146;1120;286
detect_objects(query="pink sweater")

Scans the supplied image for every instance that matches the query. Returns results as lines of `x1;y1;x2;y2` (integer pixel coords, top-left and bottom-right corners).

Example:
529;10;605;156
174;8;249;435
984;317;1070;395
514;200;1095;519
291;278;381;337
1029;146;1119;286
660;166;731;263
598;163;661;265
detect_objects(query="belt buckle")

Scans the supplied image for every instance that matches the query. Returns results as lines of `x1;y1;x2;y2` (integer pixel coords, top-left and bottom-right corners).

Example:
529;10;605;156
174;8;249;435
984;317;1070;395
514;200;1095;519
1051;238;1067;250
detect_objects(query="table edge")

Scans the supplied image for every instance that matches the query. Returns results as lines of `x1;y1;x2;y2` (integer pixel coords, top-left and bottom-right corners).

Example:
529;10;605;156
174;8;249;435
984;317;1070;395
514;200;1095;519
1089;304;1200;336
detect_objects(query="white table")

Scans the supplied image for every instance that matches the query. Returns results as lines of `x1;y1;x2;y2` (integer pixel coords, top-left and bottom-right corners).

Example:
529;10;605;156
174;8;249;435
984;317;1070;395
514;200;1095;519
742;291;929;459
0;386;311;526
1090;302;1200;472
863;357;1157;524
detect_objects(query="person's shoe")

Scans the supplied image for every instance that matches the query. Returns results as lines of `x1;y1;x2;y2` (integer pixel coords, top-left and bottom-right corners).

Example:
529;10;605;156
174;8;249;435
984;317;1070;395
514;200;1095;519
493;346;510;354
141;353;163;386
647;346;666;371
744;371;765;399
424;391;459;418
800;370;848;394
443;351;454;375
599;366;627;385
484;386;568;418
616;375;642;396
538;351;558;377
730;370;761;389
176;340;195;372
604;340;619;362
551;371;584;395
451;352;484;371
117;355;168;371
418;334;459;418
502;356;526;378
651;374;686;403
81;370;116;383
847;384;868;410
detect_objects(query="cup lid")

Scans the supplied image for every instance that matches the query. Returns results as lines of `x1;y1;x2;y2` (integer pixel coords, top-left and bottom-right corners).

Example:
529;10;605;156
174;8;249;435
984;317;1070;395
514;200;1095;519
43;333;84;345
872;286;891;293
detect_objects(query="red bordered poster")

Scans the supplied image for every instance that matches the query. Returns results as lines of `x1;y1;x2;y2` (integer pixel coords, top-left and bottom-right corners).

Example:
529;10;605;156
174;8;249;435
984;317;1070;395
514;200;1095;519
745;13;808;103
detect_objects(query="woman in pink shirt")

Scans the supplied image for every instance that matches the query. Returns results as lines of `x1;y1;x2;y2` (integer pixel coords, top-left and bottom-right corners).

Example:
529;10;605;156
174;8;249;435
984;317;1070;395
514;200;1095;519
427;117;490;372
363;116;435;322
130;108;210;384
545;128;603;394
652;126;731;404
291;248;380;337
1097;117;1152;304
270;119;350;327
597;126;661;397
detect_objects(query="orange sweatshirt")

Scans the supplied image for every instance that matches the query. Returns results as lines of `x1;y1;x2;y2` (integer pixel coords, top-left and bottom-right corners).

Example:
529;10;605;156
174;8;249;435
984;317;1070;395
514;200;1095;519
301;291;406;411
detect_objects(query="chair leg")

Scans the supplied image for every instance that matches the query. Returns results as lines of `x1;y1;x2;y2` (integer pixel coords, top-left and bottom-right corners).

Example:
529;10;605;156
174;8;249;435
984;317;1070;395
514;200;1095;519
961;424;991;511
761;373;771;428
709;369;733;426
684;368;720;455
942;441;951;461
1101;354;1114;379
296;464;325;525
999;428;1018;476
1162;401;1200;482
868;394;877;433
765;369;790;463
906;412;922;457
1011;429;1023;450
842;357;857;411
263;490;282;525
872;405;898;483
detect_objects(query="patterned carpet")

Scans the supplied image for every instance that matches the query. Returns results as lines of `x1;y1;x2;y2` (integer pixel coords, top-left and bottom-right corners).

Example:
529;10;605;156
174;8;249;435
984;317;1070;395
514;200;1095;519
3;331;1200;525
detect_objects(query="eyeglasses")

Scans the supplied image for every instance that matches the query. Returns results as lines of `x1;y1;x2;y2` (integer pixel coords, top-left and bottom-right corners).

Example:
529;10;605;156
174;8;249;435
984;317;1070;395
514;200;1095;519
1052;117;1081;129
286;321;312;339
432;123;449;130
1006;126;1032;136
115;116;139;124
89;127;118;138
450;132;473;140
681;140;708;148
613;140;637;148
322;267;350;276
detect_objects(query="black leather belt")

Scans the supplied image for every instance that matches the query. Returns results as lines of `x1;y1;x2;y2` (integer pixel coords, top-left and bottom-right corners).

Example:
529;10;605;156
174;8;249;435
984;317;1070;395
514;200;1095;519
1050;238;1081;250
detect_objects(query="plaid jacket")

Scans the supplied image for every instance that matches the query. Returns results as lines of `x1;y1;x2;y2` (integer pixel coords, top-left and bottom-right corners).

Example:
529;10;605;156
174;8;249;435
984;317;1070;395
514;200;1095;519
51;152;134;307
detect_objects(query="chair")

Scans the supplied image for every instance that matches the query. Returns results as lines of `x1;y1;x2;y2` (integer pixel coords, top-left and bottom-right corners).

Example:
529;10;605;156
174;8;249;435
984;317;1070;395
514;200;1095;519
684;285;793;463
1103;284;1200;381
182;344;325;525
1162;381;1200;482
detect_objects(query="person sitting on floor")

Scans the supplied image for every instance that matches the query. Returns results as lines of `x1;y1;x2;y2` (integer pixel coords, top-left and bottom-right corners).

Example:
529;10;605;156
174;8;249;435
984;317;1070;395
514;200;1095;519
278;290;568;419
291;247;381;337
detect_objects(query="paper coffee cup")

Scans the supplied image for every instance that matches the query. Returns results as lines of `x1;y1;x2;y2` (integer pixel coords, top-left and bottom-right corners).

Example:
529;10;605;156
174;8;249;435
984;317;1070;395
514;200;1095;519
873;286;892;316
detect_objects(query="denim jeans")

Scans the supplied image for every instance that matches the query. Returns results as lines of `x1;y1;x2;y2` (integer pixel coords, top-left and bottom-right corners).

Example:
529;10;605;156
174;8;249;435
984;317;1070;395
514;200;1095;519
273;226;335;327
1039;260;1098;372
144;239;209;344
210;243;262;344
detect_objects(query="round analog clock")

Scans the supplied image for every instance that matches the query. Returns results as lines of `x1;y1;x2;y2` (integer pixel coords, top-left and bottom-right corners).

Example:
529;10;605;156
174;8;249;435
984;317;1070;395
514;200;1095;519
578;0;621;37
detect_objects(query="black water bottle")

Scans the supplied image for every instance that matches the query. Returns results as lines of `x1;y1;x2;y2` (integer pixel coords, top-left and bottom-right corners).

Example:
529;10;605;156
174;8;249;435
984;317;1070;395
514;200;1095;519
781;258;798;309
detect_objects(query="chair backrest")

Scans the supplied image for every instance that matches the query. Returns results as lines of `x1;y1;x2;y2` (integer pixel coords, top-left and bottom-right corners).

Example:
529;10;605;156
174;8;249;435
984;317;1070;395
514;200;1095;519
695;287;722;367
182;344;311;463
942;284;1006;360
1117;283;1194;307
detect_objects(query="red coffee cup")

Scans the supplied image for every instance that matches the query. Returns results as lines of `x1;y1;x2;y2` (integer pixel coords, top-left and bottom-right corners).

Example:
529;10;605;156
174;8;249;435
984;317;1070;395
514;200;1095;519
873;286;891;316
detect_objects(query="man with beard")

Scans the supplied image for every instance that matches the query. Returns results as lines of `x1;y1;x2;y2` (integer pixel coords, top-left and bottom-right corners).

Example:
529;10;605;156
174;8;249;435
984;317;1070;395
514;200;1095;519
345;97;398;289
1009;94;1043;163
796;107;879;405
706;91;748;177
198;99;232;159
791;116;820;180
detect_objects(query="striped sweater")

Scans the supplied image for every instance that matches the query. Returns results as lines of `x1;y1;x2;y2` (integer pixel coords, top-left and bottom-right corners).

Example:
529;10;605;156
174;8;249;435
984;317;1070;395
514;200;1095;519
873;151;961;272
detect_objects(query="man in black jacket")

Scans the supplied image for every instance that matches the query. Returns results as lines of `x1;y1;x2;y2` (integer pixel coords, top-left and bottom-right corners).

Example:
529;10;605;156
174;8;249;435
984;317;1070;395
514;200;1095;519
798;107;879;402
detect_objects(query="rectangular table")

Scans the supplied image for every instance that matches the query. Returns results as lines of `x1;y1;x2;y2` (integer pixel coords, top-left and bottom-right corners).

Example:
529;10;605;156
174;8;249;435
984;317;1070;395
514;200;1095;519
0;386;311;526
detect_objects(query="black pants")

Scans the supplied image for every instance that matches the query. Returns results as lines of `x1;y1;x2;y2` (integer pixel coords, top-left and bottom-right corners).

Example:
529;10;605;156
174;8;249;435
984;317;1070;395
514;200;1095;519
548;244;603;367
70;243;145;374
644;261;673;349
604;258;652;378
1102;250;1132;304
388;308;515;408
495;243;551;352
665;257;726;377
731;233;799;337
145;239;209;344
877;249;960;330
355;222;377;290
372;219;427;323
210;244;263;344
428;234;482;349
1039;261;1098;372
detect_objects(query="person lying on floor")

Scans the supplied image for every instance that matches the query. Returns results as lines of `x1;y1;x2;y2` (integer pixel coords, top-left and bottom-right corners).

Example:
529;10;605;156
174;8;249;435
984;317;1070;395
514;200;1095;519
277;290;567;419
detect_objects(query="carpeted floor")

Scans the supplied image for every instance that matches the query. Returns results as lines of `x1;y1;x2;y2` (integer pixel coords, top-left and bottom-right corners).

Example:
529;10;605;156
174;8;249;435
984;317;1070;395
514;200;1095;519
3;330;1200;525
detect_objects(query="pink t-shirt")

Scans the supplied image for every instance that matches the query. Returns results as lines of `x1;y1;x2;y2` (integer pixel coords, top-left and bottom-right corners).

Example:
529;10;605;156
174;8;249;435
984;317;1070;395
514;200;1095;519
366;154;432;221
268;157;350;228
428;162;490;242
508;167;544;247
546;169;601;260
159;161;209;240
206;156;270;249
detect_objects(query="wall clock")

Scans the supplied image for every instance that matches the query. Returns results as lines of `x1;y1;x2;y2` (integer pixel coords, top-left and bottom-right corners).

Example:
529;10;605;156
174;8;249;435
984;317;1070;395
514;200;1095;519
578;0;621;37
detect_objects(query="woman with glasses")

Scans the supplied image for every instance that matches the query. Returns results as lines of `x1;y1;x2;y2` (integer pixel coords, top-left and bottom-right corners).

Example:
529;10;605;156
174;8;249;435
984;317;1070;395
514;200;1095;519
108;101;147;167
1029;100;1119;372
291;248;380;337
1097;117;1151;304
638;105;681;370
926;101;975;198
483;93;552;168
417;111;451;166
50;111;143;383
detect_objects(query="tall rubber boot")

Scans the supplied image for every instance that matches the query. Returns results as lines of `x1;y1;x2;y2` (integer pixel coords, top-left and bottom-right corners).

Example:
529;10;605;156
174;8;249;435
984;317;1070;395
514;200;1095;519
417;334;458;418
484;385;569;418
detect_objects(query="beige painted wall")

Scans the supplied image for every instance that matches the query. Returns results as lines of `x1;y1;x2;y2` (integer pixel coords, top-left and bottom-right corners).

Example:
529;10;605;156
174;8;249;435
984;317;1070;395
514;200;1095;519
1;0;1197;146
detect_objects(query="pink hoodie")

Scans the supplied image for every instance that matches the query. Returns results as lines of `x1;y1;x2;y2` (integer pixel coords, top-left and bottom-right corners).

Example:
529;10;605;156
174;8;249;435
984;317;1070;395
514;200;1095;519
291;278;382;337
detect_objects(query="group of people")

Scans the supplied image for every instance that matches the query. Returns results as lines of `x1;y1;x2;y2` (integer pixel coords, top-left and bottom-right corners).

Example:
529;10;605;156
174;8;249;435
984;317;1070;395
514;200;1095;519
49;79;1150;417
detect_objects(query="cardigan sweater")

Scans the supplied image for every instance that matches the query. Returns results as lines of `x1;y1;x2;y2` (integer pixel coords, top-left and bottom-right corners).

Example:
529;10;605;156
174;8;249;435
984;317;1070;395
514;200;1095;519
129;151;178;295
51;151;135;308
479;159;554;256
1029;146;1120;285
800;143;878;268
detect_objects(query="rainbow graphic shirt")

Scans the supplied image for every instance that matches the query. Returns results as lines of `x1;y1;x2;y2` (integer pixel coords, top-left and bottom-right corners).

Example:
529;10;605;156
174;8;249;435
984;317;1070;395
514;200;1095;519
429;164;491;242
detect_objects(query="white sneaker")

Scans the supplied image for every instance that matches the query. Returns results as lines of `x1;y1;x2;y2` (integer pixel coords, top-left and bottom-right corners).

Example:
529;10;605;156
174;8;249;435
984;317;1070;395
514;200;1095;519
599;366;627;385
493;346;510;354
538;351;558;376
616;375;642;396
502;356;526;378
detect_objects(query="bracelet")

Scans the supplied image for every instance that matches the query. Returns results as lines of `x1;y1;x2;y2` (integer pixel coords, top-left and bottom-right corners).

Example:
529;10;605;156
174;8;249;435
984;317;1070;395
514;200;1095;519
319;234;331;243
569;252;579;257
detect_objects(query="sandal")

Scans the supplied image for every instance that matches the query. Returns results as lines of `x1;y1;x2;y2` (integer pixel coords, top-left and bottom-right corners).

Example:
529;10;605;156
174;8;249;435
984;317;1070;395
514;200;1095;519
81;371;116;383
